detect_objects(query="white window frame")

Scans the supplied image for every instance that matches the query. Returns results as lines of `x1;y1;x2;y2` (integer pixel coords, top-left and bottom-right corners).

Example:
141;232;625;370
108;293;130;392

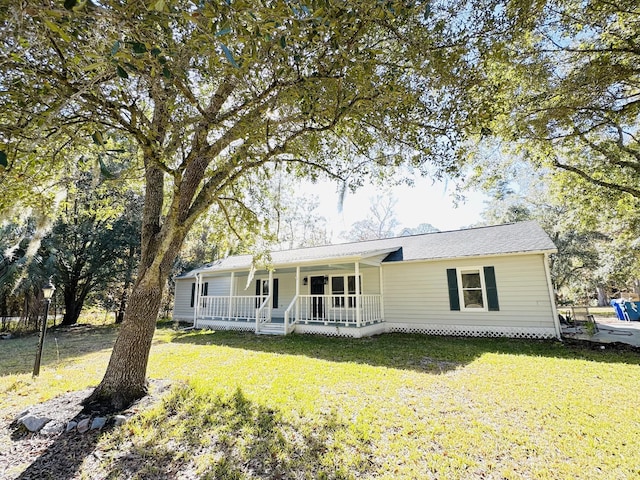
330;274;362;309
256;278;269;299
456;267;488;312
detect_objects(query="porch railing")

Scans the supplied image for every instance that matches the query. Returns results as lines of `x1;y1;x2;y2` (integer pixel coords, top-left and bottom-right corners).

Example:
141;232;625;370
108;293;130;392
198;296;265;322
255;296;271;332
198;294;383;331
284;294;383;326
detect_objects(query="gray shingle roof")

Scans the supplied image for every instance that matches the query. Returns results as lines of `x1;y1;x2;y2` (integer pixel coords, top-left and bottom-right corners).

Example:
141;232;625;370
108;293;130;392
180;221;555;277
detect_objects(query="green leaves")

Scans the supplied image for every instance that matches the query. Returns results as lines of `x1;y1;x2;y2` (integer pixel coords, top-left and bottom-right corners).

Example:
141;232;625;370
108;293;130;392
92;131;107;146
116;65;129;79
215;28;232;37
111;41;120;56
220;44;239;68
132;42;147;54
63;0;86;11
43;19;72;42
153;0;167;13
98;155;118;179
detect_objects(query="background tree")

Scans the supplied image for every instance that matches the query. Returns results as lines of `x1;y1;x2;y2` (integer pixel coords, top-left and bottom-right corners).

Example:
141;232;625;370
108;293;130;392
2;1;502;410
273;192;330;250
0;219;53;331
399;223;440;236
36;160;142;326
342;192;400;241
459;0;640;305
473;157;639;305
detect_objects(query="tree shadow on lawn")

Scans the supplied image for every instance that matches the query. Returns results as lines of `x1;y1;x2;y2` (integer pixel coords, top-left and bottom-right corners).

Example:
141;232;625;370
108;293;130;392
14;429;104;480
0;324;118;376
12;384;373;479
102;384;372;479
168;328;640;373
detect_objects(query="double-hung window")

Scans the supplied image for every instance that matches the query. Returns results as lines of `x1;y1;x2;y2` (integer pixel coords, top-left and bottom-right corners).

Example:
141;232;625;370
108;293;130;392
446;267;499;311
331;275;361;308
459;269;485;309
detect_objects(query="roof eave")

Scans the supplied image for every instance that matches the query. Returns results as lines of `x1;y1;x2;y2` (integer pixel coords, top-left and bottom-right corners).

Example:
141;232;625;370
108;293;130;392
386;248;558;265
177;247;401;277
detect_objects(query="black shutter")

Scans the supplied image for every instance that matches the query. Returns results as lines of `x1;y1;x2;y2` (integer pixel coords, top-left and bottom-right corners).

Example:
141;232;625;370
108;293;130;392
446;268;460;311
203;282;208;296
273;278;279;309
190;283;195;308
484;266;500;311
255;279;261;308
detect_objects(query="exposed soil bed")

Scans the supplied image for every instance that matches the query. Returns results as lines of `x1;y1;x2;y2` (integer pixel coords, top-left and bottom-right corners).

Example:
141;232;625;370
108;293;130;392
0;380;172;480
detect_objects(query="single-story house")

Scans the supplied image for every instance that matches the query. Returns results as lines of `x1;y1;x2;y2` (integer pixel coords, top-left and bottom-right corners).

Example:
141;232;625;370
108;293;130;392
173;220;560;339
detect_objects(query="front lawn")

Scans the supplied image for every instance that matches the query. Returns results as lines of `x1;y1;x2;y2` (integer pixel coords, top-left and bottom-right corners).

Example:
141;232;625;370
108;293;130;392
1;323;639;479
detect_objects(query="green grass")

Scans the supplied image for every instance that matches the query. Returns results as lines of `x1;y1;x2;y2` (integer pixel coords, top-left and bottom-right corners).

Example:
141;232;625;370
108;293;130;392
2;323;640;479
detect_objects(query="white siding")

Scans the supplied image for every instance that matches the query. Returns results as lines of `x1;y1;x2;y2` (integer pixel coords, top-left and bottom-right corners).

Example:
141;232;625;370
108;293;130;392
172;276;232;322
204;276;232;296
382;254;556;336
172;279;195;322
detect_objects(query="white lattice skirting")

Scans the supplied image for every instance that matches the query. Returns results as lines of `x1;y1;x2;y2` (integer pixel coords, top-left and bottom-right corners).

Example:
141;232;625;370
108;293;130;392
385;323;557;339
195;319;255;332
294;322;386;338
185;318;557;339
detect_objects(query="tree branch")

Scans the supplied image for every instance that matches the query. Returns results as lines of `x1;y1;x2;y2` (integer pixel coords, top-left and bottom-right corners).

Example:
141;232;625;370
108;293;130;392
552;157;640;198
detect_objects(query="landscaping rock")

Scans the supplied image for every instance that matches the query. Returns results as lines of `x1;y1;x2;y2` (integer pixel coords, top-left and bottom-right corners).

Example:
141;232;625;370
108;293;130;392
113;415;127;427
20;415;51;433
40;421;65;436
77;418;91;433
14;409;30;422
91;417;107;430
66;420;78;432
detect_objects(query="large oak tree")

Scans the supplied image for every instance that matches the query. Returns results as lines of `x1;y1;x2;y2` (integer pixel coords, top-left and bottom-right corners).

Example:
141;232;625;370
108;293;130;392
1;0;502;410
470;0;640;198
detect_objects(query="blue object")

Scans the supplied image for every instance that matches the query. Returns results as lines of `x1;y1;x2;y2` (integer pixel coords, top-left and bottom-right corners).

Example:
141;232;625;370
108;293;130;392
624;302;640;321
612;302;629;321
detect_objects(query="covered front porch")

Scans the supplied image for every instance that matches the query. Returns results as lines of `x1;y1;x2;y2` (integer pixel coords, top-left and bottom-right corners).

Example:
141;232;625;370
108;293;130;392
191;254;392;336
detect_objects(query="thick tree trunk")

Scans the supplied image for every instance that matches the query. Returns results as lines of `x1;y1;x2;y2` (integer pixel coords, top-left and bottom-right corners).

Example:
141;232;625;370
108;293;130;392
60;282;91;326
116;244;137;324
115;294;126;324
83;275;163;412
84;110;201;412
60;293;81;326
84;191;185;412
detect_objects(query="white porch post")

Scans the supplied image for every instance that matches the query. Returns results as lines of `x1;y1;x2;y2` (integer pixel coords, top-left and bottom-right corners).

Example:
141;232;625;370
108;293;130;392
295;266;300;323
193;273;201;328
268;270;274;321
228;272;235;320
355;261;361;327
379;264;385;322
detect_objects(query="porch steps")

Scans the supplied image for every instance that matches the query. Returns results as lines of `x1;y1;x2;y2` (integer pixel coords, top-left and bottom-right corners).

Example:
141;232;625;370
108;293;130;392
256;323;287;335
